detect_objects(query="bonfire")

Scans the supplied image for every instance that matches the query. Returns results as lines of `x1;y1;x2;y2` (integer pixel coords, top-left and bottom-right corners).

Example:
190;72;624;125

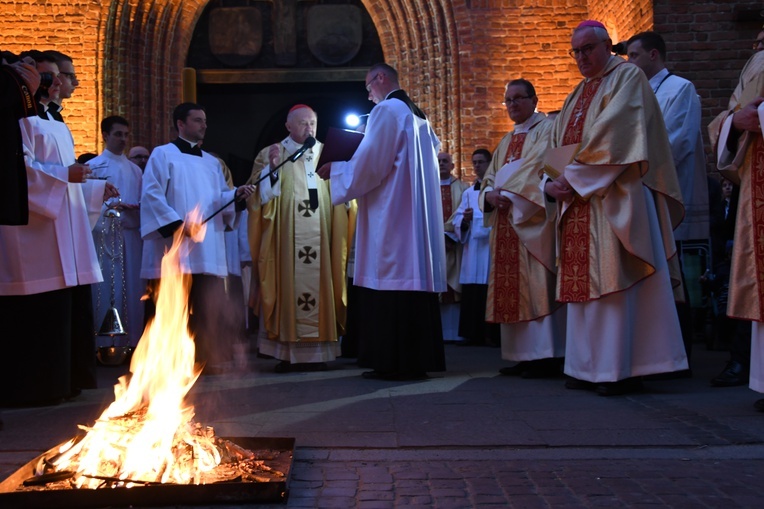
27;210;283;489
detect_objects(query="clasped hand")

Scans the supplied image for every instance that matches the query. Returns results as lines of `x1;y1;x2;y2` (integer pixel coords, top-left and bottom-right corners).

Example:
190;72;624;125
732;97;764;133
544;174;574;202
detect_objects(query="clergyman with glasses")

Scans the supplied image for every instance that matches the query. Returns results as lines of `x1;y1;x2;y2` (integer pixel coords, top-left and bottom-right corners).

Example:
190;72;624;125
480;78;566;378
543;20;688;396
317;63;446;381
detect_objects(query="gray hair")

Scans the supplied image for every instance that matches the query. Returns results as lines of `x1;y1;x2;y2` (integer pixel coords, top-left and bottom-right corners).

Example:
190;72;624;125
574;25;610;41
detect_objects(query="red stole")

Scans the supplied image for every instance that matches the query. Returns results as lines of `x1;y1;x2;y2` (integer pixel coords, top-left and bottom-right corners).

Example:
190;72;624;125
441;184;453;220
504;133;527;164
558;78;603;302
489;132;529;322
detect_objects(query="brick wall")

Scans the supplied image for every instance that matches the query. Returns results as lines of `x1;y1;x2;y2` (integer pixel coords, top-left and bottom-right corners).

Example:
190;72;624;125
0;0;102;154
4;0;755;178
588;0;653;44
0;0;203;156
654;0;763;172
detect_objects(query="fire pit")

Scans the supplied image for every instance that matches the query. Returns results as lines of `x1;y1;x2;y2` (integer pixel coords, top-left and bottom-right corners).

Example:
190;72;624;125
0;212;296;507
0;436;293;508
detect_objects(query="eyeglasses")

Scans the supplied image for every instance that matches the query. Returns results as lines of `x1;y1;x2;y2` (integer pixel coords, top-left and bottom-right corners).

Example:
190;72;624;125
502;96;531;106
754;38;764;49
569;40;606;59
59;71;77;81
129;155;149;160
365;73;381;92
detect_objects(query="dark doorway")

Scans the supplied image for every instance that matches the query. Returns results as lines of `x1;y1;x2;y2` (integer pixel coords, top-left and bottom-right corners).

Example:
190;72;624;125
198;80;371;185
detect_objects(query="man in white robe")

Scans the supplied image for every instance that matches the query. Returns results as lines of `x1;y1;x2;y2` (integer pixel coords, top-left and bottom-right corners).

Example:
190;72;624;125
438;151;466;341
452;149;498;346
247;105;348;372
481;79;566;377
627;31;709;371
708;49;764;412
89;116;144;348
545;21;687;396
318;63;446;380
0;55;114;405
141;102;254;373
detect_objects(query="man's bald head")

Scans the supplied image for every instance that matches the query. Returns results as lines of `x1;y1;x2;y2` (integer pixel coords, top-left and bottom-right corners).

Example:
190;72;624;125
128;146;150;171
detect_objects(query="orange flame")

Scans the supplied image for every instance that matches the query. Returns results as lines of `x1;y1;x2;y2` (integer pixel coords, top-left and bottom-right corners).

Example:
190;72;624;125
46;208;219;487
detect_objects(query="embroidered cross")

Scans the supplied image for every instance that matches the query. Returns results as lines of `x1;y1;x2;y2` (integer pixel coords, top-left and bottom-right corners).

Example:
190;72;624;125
305;155;313;162
307;172;314;178
298;246;317;264
298;200;314;217
297;293;316;311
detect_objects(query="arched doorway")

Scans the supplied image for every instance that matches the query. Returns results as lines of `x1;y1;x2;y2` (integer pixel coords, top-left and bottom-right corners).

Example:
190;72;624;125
186;0;384;184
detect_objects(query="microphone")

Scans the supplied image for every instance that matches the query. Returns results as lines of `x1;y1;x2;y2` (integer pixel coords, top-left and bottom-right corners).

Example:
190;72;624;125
203;136;317;224
287;136;317;163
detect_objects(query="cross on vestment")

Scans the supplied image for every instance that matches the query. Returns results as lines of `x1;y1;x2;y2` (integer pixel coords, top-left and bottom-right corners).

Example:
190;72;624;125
573;109;584;126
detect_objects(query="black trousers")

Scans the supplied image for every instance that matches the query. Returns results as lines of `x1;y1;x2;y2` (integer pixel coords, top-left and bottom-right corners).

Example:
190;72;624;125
356;287;445;375
0;287;95;405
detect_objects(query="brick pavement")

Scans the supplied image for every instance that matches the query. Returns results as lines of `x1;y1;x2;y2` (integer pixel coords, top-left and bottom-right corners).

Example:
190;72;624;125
1;344;762;508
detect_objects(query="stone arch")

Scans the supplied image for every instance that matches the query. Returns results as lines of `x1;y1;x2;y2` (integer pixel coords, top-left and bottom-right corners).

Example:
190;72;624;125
96;0;464;161
97;0;208;150
95;0;654;173
361;0;464;163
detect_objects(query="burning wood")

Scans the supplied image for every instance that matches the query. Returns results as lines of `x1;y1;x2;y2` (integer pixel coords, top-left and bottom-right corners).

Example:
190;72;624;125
14;210;287;493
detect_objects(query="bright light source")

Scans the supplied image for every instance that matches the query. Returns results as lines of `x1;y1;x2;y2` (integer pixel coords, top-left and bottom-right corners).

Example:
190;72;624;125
345;114;361;128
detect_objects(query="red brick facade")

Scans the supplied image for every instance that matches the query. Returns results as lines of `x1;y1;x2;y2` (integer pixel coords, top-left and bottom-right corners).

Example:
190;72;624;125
1;0;761;176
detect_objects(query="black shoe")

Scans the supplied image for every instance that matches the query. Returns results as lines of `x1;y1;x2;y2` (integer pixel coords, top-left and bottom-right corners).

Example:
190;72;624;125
274;361;292;373
754;399;764;412
499;362;531;376
521;358;564;379
596;378;643;397
361;370;393;380
710;361;748;387
564;377;596;391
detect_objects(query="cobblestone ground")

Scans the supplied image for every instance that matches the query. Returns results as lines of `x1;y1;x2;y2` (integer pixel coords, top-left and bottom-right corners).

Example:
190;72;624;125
2;346;763;508
285;454;763;508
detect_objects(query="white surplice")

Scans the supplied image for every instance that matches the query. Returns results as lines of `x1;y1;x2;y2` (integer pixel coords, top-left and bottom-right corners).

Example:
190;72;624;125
650;69;709;242
0;116;105;295
140;143;237;279
89;149;145;346
453;184;491;285
330;99;446;293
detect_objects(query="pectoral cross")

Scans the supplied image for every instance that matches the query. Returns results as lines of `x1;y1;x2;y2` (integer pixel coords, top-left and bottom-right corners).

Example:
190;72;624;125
573;109;584;127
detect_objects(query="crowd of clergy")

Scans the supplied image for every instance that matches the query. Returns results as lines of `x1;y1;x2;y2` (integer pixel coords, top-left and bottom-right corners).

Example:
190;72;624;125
2;19;764;413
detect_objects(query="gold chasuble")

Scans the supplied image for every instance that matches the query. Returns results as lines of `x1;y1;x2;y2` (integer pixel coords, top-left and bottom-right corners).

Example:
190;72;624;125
709;51;764;322
552;57;684;302
482;112;560;324
247;139;351;361
442;177;465;301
